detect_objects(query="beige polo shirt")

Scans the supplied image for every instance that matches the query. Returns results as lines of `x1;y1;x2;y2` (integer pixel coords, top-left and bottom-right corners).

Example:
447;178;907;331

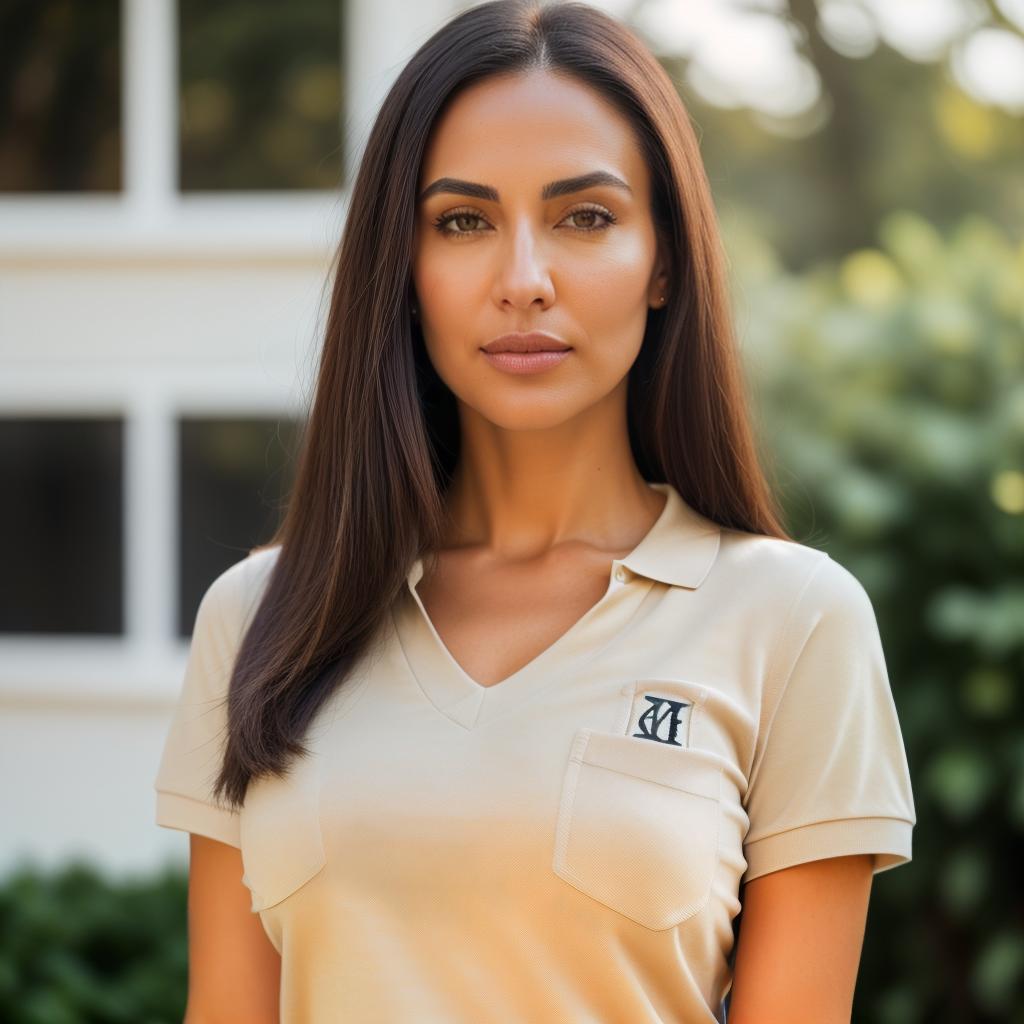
154;481;916;1023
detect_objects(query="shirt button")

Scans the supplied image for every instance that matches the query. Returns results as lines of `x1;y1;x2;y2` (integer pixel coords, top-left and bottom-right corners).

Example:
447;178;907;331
614;565;629;583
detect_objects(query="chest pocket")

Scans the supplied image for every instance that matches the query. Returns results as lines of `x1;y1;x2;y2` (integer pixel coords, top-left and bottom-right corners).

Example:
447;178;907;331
239;758;326;913
553;727;723;931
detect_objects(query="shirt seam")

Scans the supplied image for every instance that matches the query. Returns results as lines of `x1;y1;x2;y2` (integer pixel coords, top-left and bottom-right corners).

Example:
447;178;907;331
744;813;915;846
155;787;240;821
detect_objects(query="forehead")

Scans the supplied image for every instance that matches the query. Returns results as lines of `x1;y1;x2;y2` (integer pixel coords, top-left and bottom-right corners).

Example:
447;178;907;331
419;69;650;199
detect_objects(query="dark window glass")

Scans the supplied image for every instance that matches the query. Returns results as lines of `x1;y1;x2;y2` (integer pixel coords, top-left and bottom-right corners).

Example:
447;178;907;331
178;0;344;190
0;0;121;192
0;418;123;633
178;416;300;636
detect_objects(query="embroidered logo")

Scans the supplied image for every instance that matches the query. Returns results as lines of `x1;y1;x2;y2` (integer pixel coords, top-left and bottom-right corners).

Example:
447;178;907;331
632;694;693;747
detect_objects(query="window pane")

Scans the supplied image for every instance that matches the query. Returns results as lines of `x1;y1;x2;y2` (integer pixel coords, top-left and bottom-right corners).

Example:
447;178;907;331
178;416;300;636
0;0;121;192
0;418;123;633
178;0;344;191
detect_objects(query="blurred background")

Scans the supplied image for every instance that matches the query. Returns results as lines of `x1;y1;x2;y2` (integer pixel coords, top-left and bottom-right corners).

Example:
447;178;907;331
0;0;1021;1020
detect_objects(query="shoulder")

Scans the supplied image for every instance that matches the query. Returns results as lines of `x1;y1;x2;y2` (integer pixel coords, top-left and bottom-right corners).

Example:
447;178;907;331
197;544;283;634
716;529;875;625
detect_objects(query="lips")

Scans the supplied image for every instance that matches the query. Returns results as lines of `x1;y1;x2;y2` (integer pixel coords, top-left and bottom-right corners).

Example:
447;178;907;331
481;331;572;354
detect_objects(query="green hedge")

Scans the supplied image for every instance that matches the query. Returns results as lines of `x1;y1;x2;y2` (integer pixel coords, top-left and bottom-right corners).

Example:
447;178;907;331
735;209;1024;1022
0;860;187;1024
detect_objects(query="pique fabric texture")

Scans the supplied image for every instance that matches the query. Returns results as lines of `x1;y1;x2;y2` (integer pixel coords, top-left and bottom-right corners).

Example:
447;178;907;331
154;481;916;1023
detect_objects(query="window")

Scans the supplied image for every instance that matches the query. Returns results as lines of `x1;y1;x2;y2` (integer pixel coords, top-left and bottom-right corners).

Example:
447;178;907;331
0;0;121;192
0;417;123;633
178;416;300;635
178;0;345;191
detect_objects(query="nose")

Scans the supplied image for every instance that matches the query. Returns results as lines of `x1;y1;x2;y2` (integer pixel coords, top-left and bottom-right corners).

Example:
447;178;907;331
491;214;556;311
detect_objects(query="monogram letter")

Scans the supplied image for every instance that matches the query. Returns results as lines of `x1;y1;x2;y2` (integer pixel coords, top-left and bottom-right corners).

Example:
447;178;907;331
633;695;691;746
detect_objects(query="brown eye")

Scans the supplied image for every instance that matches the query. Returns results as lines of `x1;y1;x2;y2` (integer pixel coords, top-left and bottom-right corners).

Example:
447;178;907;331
562;205;617;232
432;209;489;237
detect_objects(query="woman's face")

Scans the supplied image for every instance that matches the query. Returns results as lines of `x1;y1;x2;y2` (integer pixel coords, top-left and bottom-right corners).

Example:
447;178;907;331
412;69;668;432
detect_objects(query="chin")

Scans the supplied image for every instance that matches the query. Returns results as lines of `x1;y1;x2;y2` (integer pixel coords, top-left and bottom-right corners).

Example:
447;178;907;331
465;390;597;432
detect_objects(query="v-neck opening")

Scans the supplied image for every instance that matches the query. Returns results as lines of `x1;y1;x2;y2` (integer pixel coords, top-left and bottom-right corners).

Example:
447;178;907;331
390;483;681;729
391;569;655;729
410;561;623;690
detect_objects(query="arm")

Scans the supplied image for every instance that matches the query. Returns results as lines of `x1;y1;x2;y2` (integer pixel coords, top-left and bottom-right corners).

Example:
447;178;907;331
727;853;874;1024
184;834;282;1024
153;557;283;1021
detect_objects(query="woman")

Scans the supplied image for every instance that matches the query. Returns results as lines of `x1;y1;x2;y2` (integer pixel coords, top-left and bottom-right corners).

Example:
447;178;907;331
155;1;916;1021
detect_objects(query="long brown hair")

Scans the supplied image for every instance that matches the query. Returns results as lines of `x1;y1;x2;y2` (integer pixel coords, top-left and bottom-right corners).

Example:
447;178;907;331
212;0;791;809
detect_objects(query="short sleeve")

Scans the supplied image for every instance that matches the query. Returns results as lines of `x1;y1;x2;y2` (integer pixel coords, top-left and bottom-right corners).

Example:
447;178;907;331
741;554;916;884
154;558;253;849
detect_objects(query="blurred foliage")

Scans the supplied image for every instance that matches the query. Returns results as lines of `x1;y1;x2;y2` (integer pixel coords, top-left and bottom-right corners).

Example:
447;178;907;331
0;861;188;1024
665;0;1024;271
728;207;1024;1022
689;15;1024;1014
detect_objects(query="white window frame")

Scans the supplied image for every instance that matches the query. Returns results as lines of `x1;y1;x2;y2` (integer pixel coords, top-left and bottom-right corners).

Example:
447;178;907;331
0;0;457;705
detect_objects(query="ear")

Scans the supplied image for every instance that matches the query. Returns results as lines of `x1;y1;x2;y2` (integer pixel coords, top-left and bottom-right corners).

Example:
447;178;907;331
648;234;671;310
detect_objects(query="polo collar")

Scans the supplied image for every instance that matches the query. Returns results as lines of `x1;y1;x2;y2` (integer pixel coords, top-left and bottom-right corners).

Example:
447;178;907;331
407;481;721;593
620;481;721;589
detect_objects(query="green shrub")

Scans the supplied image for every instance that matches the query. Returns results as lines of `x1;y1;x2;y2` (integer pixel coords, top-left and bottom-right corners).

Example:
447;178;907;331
0;860;187;1024
736;209;1024;1022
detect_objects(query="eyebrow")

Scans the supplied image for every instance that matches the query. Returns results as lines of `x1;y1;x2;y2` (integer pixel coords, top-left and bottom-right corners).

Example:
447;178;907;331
417;170;633;204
